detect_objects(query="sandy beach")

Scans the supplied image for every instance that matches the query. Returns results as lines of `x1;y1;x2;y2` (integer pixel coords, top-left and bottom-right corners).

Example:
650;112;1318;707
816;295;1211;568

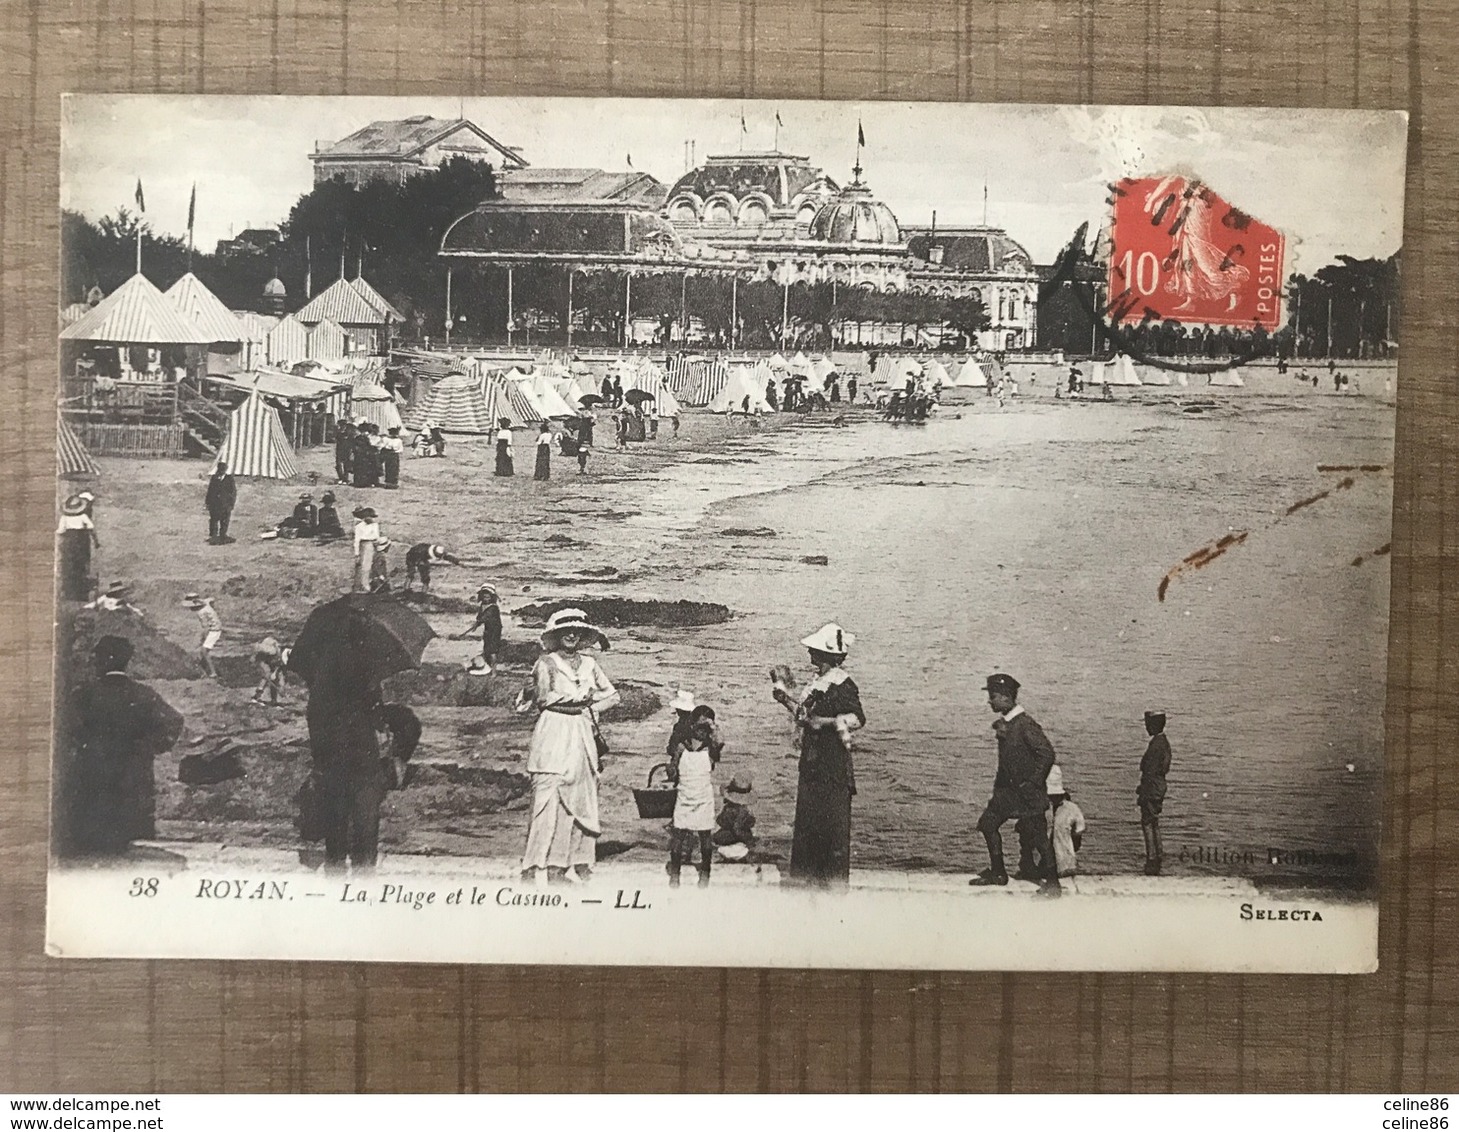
65;369;1395;890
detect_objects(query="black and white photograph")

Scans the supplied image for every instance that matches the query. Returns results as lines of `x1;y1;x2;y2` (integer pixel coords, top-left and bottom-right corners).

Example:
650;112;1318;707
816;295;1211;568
47;97;1405;969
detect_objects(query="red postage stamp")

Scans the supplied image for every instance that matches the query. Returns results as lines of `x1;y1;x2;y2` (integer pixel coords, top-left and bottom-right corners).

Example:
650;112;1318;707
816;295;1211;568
1107;174;1285;330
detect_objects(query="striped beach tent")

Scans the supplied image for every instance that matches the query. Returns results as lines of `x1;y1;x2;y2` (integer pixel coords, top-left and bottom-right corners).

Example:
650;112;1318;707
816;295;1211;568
619;361;683;417
265;315;310;366
165;273;244;345
57;415;99;478
405;373;495;433
59;273;212;345
216;392;299;479
524;372;578;419
483;372;543;425
307;318;348;361
350;383;404;432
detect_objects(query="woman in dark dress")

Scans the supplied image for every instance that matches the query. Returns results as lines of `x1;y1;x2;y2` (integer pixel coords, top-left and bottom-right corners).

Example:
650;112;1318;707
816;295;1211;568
533;421;552;481
494;418;515;477
771;622;865;888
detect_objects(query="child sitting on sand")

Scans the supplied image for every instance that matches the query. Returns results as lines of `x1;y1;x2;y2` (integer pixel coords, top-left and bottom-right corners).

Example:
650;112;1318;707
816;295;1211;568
713;773;757;862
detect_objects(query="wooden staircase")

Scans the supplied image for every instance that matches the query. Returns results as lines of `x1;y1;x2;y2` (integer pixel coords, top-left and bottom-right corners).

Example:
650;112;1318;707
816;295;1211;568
176;382;230;458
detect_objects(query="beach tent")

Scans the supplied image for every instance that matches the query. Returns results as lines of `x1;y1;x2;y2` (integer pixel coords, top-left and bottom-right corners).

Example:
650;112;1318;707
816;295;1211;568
1104;354;1142;385
1208;368;1246;387
350;383;404;432
923;360;951;388
307;318;348;361
525;372;578;419
264;315;310;366
768;353;790;371
60;273;212;346
710;364;774;413
57;415;99;478
165;273;245;345
789;351;813;375
216;392;299;479
480;372;543;426
60;302;92;329
406;372;496;433
810;356;838;389
1140;366;1173;386
952;358;990;388
618;363;683;417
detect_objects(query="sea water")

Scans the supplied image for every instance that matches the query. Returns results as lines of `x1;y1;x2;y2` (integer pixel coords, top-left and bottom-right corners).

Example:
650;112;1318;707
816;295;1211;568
538;397;1392;885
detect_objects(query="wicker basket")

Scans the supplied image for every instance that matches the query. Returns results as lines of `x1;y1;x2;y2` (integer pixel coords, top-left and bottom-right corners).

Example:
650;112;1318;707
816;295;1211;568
632;762;677;819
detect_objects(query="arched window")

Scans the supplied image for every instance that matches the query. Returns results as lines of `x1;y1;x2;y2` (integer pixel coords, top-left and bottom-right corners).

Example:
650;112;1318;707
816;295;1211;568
796;203;818;229
704;199;735;227
1007;291;1020;320
668;198;698;224
739;198;769;227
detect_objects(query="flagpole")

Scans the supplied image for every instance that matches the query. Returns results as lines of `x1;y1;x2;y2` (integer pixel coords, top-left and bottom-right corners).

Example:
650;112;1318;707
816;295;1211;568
136;230;142;275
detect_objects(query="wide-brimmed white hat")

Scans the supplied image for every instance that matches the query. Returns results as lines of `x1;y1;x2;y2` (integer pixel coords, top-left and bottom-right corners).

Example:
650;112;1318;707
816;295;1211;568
540;608;609;650
1046;765;1066;795
669;689;696;713
800;622;854;656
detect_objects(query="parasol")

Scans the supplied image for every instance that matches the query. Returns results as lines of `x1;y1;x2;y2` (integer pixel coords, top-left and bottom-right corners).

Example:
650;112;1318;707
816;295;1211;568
288;592;435;688
577;393;606;407
623;388;656;407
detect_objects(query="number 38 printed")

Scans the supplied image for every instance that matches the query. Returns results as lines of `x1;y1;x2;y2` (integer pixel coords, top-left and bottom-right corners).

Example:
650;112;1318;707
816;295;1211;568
129;877;159;897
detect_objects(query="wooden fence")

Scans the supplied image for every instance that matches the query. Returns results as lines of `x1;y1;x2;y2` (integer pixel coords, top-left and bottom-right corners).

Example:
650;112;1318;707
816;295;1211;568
73;421;185;458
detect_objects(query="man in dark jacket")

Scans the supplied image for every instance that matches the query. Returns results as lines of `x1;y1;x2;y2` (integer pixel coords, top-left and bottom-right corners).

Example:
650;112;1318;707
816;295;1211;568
298;634;386;871
334;421;355;484
972;673;1060;894
205;460;237;544
62;635;185;857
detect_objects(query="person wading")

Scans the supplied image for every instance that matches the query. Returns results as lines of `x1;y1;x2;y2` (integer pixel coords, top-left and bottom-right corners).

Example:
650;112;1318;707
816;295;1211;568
972;673;1060;896
1137;710;1172;875
771;622;865;889
514;609;619;884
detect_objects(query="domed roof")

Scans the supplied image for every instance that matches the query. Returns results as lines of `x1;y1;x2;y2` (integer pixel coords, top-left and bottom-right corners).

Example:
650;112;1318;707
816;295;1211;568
667;154;837;212
263;276;287;298
808;182;902;246
907;230;1035;275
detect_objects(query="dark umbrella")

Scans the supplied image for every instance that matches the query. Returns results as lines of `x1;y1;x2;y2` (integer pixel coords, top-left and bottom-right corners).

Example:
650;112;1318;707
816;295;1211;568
623;388;656;407
576;393;606;407
288;592;435;687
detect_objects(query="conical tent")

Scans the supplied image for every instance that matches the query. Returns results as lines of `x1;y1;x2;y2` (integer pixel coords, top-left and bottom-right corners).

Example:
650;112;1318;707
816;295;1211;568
1109;354;1142;385
789;351;812;375
1140;366;1173;386
165;272;245;344
924;360;951;387
526;373;578;419
953;358;990;388
710;365;774;413
265;315;310;366
60;273;212;345
57;415;99;478
406;373;496;433
1208;368;1246;387
350;383;404;432
216;392;299;479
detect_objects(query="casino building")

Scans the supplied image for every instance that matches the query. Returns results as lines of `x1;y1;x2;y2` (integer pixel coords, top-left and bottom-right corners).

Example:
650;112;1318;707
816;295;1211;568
440;149;1040;349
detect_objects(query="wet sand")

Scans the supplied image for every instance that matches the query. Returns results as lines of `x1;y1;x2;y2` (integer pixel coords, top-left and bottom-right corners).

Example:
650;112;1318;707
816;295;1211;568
71;378;1394;887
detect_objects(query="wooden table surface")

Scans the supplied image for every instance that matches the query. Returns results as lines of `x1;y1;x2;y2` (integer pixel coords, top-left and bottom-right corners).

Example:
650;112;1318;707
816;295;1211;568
1;0;1455;1093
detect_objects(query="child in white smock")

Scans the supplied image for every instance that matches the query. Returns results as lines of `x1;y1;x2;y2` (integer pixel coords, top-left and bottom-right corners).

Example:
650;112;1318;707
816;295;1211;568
667;705;722;887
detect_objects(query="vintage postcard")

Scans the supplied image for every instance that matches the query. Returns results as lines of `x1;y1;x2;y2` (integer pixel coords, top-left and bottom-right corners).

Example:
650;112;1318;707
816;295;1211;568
48;97;1405;970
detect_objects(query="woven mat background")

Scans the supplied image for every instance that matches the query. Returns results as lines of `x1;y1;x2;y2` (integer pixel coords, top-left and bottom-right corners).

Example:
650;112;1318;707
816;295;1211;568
1;0;1455;1092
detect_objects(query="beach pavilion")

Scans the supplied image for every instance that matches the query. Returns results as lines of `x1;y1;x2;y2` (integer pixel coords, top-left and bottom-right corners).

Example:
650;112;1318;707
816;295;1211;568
60;272;221;457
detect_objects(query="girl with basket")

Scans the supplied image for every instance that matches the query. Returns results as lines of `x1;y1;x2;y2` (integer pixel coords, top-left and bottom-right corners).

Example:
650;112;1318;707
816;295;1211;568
514;609;619;884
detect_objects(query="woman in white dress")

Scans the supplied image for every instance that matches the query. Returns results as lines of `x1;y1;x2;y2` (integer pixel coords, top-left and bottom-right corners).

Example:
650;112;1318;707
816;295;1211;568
516;609;619;883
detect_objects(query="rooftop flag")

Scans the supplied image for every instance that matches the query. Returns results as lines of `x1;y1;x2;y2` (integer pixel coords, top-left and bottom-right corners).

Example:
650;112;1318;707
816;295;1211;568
134;179;145;213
